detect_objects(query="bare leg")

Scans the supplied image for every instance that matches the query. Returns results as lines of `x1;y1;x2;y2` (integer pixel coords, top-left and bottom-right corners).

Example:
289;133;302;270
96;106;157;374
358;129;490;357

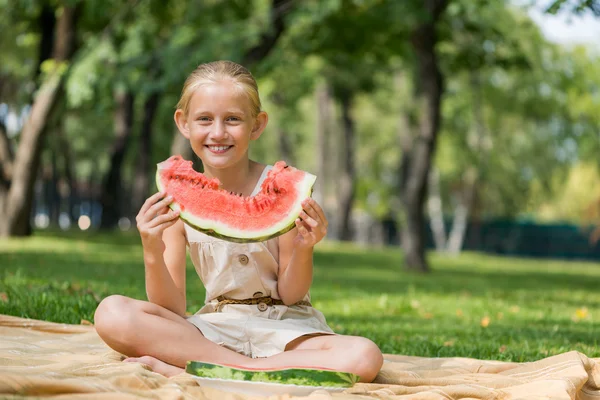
123;355;185;377
94;295;383;381
122;335;383;381
94;295;257;370
257;334;383;382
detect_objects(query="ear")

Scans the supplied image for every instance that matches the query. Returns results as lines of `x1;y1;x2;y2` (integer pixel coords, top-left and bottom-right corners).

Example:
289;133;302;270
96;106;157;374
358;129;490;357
174;109;190;139
250;111;268;141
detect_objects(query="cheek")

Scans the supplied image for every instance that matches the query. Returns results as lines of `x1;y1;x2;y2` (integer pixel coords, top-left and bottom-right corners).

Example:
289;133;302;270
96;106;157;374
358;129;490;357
188;124;209;137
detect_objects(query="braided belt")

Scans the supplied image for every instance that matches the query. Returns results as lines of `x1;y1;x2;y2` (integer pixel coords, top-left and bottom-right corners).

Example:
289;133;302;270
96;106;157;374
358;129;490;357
215;295;312;312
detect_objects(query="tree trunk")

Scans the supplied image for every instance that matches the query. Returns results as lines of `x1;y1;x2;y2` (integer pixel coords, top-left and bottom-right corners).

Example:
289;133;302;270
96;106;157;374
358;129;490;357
427;167;447;251
447;168;477;254
0;4;79;237
270;93;294;165
35;4;56;81
400;0;448;272
313;82;330;208
277;125;294;165
0;122;11;214
99;89;135;230
56;129;77;222
131;92;160;217
170;129;203;172
336;93;356;241
446;72;486;254
49;145;60;226
242;0;289;66
0;121;13;185
170;130;193;159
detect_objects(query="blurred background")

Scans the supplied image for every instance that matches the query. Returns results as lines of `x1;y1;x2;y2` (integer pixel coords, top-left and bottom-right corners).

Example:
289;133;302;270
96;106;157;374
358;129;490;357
1;0;599;272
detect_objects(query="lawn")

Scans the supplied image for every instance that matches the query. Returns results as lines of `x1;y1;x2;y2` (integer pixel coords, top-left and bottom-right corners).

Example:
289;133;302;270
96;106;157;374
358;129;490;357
1;231;598;363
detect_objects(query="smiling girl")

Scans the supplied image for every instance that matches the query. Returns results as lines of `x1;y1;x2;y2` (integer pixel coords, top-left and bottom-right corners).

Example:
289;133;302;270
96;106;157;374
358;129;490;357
93;60;383;382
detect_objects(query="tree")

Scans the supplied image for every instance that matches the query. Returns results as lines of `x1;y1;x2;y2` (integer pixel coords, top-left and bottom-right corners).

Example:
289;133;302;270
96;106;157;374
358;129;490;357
546;0;600;15
95;0;292;229
0;3;79;237
397;0;449;272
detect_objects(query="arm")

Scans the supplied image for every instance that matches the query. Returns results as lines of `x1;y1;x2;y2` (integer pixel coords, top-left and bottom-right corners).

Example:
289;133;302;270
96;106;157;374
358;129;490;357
136;192;187;317
277;228;314;305
277;198;328;305
143;219;187;316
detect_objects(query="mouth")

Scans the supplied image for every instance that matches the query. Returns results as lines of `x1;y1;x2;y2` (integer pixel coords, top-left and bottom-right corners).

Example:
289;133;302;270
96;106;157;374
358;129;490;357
205;145;233;154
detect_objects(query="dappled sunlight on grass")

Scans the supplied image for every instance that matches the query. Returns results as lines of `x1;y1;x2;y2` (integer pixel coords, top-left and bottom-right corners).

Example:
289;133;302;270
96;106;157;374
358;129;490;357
1;231;599;362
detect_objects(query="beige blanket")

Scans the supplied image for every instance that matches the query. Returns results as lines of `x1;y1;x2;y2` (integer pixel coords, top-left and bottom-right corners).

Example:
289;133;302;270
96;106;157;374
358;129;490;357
0;314;598;399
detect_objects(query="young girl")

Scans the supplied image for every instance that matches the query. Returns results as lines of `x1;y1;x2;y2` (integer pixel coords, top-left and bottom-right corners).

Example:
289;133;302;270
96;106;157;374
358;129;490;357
94;60;384;382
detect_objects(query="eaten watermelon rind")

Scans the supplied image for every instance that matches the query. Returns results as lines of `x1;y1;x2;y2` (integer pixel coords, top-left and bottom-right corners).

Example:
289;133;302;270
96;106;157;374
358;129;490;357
185;361;359;388
155;158;317;243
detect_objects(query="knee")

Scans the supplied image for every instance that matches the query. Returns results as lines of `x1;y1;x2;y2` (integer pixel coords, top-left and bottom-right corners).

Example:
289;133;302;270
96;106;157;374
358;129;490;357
348;337;384;383
94;295;138;345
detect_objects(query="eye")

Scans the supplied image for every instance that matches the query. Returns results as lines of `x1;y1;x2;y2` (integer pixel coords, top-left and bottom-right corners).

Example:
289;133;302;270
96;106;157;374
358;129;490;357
227;116;241;122
197;116;211;122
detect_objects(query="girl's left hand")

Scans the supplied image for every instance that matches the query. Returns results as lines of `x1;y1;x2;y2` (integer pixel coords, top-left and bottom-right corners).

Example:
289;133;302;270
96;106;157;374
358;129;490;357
293;198;328;250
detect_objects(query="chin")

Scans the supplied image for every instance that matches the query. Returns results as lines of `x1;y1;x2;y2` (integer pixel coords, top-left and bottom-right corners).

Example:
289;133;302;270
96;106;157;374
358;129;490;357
201;158;239;170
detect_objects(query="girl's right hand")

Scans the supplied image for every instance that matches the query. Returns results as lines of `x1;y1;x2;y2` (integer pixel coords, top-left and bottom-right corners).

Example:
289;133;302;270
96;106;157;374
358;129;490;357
136;191;180;246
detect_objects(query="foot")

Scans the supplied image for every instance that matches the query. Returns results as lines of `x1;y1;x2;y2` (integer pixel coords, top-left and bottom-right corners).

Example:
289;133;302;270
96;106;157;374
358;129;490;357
124;355;185;377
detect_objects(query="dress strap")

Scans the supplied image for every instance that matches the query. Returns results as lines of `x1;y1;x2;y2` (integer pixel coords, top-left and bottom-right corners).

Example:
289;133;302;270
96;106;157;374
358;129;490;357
250;165;273;197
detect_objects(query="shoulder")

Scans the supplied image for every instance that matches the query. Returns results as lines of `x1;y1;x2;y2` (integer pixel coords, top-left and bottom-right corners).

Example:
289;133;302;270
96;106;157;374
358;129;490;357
250;160;270;176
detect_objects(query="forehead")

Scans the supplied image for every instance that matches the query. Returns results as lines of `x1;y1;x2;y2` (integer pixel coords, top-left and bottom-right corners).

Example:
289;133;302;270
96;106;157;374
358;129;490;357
188;81;251;114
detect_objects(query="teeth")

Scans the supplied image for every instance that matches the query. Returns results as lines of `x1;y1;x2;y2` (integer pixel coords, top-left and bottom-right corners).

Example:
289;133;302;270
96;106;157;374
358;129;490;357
208;146;230;151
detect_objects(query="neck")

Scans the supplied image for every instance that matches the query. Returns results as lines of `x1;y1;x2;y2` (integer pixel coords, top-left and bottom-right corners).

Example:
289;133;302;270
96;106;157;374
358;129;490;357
202;158;257;196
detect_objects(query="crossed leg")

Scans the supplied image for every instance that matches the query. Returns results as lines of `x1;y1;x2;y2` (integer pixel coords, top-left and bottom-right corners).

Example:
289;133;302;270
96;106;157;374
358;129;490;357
94;295;383;382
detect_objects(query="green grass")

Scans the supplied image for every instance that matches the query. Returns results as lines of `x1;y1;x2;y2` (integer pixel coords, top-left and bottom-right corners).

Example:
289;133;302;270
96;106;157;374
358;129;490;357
1;230;598;363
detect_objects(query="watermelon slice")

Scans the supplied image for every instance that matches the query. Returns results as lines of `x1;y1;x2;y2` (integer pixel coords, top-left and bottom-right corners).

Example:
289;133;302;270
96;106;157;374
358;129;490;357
155;155;316;243
185;361;359;388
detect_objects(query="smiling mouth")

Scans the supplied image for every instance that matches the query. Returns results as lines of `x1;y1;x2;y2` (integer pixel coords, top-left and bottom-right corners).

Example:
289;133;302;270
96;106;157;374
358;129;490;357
206;145;233;154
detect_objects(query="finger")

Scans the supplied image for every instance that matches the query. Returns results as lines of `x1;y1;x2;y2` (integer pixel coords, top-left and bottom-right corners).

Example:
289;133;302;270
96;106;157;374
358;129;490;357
148;209;180;228
301;199;321;222
295;219;310;237
306;198;327;226
299;210;319;229
156;206;170;216
140;191;167;215
297;220;319;244
145;217;180;236
147;207;170;223
147;195;173;220
303;198;326;223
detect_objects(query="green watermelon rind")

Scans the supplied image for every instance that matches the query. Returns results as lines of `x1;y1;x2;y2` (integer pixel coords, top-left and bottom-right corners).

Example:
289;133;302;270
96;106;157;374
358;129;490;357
155;165;316;243
185;361;359;388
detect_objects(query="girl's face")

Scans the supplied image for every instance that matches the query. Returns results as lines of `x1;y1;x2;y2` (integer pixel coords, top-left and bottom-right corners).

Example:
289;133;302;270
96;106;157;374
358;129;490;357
175;80;267;172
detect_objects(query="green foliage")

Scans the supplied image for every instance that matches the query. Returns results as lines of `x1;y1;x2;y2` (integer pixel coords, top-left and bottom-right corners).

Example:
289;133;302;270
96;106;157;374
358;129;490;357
545;0;600;16
431;1;600;220
1;233;599;361
2;0;599;229
530;162;600;223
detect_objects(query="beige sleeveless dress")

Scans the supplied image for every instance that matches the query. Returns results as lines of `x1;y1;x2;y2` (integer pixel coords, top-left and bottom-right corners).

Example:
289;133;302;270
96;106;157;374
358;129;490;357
185;165;335;358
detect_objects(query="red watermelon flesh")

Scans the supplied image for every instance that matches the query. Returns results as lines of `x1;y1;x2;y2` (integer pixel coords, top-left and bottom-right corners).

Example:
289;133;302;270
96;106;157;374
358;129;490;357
155;155;316;242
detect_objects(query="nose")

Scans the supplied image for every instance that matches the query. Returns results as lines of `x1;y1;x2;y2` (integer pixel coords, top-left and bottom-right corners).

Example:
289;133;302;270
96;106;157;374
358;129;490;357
209;120;227;140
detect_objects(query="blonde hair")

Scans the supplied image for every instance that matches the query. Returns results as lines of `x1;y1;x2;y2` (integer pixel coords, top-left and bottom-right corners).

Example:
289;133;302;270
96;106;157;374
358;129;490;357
176;60;262;118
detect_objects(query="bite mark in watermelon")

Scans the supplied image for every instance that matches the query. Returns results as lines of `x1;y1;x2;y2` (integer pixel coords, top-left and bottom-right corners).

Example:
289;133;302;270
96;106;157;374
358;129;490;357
155;155;316;243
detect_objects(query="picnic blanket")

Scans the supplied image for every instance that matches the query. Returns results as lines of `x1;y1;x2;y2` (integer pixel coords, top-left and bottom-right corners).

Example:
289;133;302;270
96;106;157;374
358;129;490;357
0;314;598;399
